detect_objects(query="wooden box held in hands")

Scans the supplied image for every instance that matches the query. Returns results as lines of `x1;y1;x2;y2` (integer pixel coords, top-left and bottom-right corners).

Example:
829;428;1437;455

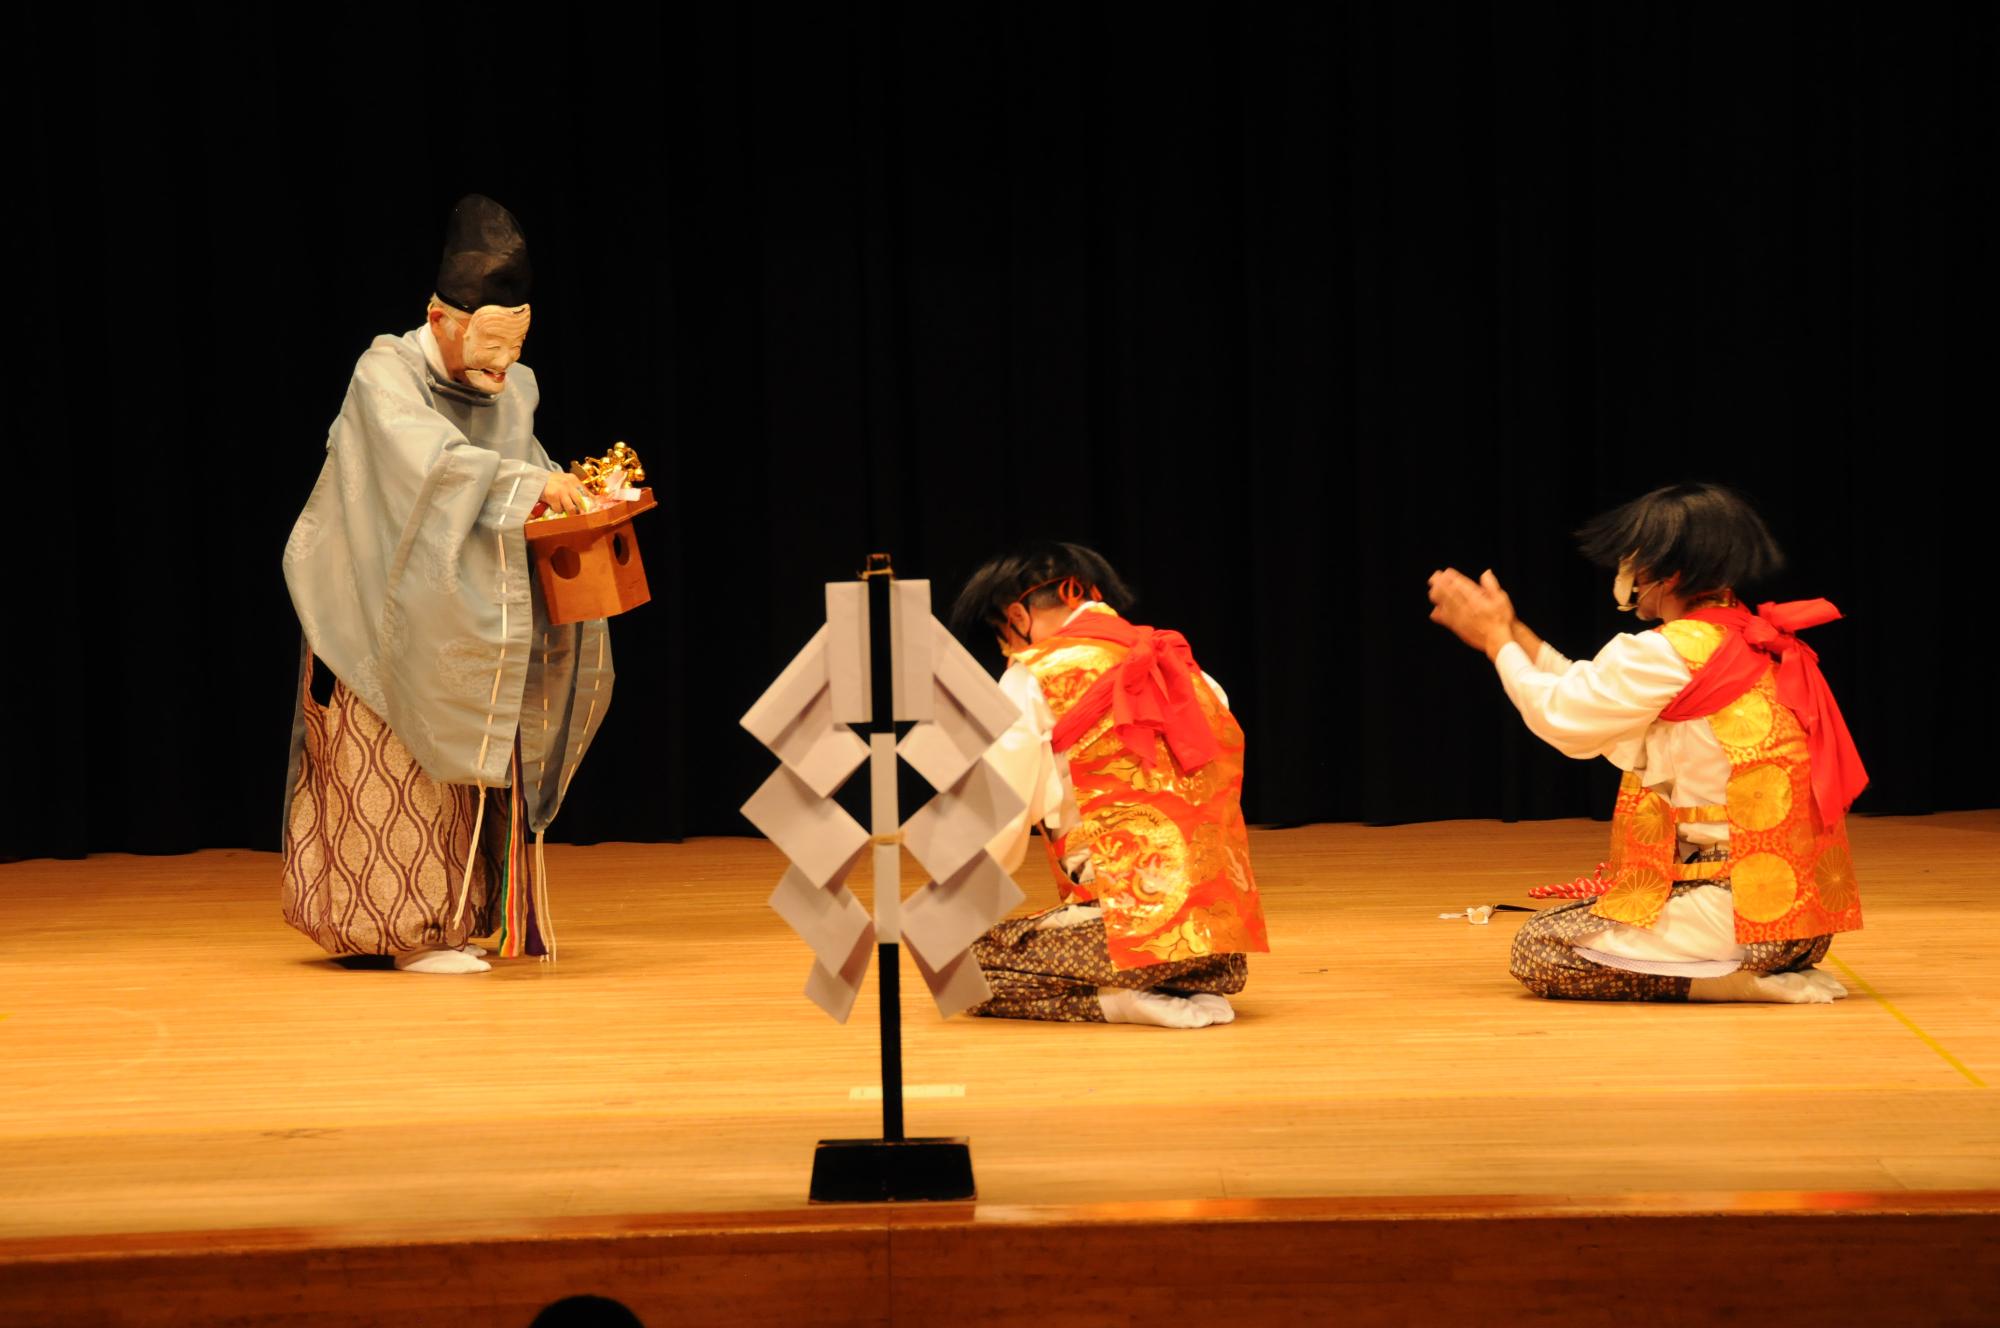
525;488;659;626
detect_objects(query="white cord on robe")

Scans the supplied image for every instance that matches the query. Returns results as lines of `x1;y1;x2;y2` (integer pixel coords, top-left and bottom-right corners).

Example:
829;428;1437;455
451;785;488;931
533;829;556;962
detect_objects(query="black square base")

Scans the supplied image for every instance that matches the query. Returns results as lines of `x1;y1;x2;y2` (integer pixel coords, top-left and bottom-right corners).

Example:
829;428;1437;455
808;1137;975;1203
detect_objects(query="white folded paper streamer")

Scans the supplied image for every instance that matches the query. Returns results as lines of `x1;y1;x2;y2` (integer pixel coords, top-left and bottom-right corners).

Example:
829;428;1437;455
741;578;1028;1021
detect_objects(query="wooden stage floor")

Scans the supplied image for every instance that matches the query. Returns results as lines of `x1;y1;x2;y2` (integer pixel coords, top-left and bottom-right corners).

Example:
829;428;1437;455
3;814;1997;1324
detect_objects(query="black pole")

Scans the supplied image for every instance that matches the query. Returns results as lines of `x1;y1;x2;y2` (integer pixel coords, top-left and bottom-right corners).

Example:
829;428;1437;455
866;567;904;1142
879;941;903;1140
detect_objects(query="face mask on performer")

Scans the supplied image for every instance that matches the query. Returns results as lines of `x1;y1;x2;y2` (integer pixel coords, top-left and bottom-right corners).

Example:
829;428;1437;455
428;193;534;396
1613;556;1640;613
429;299;531;394
1614;555;1680;621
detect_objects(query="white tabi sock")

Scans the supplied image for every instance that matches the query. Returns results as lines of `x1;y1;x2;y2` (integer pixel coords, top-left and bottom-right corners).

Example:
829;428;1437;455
1688;969;1833;1004
458;944;489;958
1797;967;1848;999
394;948;491;975
1186;993;1237;1024
1098;987;1226;1028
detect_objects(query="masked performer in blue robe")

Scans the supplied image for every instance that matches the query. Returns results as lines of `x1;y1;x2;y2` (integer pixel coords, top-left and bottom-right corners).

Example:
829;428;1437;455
280;196;612;974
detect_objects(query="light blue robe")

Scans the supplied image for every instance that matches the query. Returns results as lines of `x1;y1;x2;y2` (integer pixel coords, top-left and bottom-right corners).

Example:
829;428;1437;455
282;327;612;835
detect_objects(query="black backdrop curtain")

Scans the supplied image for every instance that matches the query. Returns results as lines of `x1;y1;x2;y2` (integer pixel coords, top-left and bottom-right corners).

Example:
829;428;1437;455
7;4;1996;861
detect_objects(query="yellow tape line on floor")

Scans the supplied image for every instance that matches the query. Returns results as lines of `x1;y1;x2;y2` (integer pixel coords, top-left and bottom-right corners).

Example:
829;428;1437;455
1829;955;1986;1087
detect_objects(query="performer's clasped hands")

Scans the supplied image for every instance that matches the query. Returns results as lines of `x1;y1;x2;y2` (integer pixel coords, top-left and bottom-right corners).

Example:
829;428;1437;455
1427;567;1541;661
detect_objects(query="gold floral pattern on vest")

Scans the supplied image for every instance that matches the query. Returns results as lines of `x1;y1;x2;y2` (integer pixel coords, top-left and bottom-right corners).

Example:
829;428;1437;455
1591;618;1862;941
1014;624;1270;970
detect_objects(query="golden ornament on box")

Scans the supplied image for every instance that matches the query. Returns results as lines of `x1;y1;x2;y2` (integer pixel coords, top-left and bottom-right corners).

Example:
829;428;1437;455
569;441;647;493
525;442;659;626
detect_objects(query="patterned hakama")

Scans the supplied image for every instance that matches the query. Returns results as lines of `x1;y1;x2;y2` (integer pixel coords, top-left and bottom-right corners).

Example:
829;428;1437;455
969;908;1250;1023
281;680;550;958
1511;882;1832;1002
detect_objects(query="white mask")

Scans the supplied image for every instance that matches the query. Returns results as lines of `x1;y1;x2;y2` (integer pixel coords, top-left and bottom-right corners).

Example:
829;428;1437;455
1613;556;1639;613
436;301;531;395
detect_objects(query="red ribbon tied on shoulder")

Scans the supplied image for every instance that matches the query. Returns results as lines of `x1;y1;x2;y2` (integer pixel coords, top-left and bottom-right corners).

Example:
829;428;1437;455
1661;599;1869;826
1047;615;1222;772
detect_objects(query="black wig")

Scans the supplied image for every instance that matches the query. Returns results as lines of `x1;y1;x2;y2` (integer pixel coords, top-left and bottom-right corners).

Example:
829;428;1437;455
948;541;1137;639
1575;482;1785;599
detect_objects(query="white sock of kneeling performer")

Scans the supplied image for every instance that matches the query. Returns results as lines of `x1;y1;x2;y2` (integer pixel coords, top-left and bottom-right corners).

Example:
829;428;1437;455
1186;992;1237;1024
1098;987;1227;1028
394;948;491;975
1687;969;1832;1004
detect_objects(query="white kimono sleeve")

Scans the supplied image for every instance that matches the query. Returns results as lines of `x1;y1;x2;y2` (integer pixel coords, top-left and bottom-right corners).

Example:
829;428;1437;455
982;665;1074;874
1493;632;1692;767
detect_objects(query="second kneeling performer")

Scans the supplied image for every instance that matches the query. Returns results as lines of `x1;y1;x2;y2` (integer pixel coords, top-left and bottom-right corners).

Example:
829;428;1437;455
950;544;1270;1029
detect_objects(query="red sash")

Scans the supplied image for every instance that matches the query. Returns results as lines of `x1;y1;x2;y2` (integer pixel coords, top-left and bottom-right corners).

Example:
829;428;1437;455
1659;600;1869;824
1046;613;1221;772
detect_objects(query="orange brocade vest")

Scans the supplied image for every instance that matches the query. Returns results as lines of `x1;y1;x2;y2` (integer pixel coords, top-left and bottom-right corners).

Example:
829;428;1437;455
1013;611;1271;970
1592;618;1862;943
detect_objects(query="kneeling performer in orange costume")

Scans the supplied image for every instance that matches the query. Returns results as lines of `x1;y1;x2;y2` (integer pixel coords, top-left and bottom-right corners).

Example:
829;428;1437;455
1427;483;1867;1003
951;544;1271;1028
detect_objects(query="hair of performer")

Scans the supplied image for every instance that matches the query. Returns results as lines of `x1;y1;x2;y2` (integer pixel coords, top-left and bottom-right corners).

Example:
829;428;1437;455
949;541;1139;653
1578;481;1785;620
1430;481;1785;659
